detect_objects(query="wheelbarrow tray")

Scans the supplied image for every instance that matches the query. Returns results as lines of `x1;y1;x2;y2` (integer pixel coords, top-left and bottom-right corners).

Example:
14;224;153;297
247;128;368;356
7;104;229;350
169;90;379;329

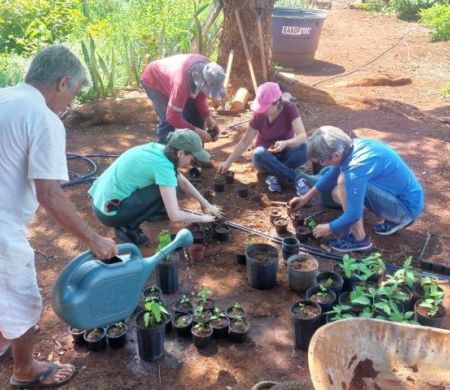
309;318;450;390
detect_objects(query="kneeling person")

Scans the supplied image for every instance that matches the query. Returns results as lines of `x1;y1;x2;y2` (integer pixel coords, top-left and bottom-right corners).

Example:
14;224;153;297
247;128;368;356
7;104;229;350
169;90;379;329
288;126;424;252
88;129;222;246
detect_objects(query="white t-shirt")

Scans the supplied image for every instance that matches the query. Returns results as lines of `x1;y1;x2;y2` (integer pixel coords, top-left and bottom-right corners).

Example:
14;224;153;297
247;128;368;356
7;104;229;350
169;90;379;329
0;83;68;260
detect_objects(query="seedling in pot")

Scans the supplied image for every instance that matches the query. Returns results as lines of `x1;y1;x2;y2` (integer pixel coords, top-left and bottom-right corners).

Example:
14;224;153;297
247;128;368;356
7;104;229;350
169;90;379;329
306;218;317;229
192;305;212;323
393;256;420;289
319;277;334;289
156;230;173;262
337;254;359;279
142;300;169;328
226;302;245;319
418;286;444;317
421;276;444;299
195;287;213;308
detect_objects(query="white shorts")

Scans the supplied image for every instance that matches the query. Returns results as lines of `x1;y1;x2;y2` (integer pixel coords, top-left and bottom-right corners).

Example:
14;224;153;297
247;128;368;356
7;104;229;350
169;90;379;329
0;256;42;339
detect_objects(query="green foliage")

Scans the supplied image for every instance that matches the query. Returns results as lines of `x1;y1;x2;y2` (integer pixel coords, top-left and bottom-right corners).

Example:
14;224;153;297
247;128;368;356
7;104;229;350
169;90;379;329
351;0;387;12
420;4;450;40
180;294;191;305
142;300;168;328
306;218;318;229
0;0;86;55
275;0;318;8
0;53;28;87
80;34;116;99
339;255;359;278
196;287;212;305
325;305;354;321
389;0;442;20
211;308;226;321
394;256;420;288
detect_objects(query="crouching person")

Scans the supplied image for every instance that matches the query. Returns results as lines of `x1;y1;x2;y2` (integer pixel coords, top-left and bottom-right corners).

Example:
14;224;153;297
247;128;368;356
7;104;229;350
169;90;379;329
288;126;424;252
88;129;223;246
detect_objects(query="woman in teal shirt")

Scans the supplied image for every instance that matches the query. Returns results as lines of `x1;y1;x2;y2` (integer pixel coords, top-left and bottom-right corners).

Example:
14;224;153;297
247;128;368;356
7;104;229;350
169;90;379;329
88;129;222;246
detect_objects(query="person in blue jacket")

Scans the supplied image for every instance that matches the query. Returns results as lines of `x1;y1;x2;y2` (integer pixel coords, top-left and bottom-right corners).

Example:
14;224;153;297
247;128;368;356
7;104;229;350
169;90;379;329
288;126;424;252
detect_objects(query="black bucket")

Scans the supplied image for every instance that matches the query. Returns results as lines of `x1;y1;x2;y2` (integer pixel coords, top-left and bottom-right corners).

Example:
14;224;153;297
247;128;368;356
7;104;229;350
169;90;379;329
272;7;327;67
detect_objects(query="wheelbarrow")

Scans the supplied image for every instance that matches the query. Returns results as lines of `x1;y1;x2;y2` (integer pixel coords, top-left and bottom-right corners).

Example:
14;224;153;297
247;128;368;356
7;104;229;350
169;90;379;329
308;318;450;390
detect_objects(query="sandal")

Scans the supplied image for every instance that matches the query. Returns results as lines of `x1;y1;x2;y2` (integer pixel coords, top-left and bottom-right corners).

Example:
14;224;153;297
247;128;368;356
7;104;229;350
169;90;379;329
10;363;76;388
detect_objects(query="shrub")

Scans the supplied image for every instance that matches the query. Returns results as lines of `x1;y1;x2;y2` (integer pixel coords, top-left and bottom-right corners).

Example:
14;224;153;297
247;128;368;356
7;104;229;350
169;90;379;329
0;53;28;87
389;0;444;20
420;4;450;40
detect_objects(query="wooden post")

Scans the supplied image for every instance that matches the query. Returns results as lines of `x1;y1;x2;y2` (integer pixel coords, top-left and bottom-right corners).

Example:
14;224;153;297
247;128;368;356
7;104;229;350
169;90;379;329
234;9;258;95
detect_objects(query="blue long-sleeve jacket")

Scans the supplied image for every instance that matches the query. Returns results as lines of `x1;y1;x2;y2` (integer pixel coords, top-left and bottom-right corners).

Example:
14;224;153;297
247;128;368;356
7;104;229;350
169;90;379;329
315;138;424;232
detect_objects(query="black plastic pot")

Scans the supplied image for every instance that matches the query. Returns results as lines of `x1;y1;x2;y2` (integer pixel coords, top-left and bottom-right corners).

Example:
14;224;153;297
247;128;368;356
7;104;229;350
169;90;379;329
193;309;212;324
246;243;279;289
83;328;107;351
69;327;86;345
229;319;250;342
191;323;213;348
315;271;344;295
273;217;288;235
269;208;283;224
414;300;445;328
192;229;206;245
295;225;312;243
156;252;179;294
172;313;193;337
236;185;248;198
189;167;202;178
290;210;305;228
141;285;163;300
213;223;230;241
210;317;230;338
207;127;219;141
281;237;300;262
136;311;167;361
106;323;127;349
333;264;359;292
225;304;246;320
290;300;322;351
306;286;337;315
287;254;319;293
213;177;225;192
173;300;193;315
193;297;216;312
225;170;235;184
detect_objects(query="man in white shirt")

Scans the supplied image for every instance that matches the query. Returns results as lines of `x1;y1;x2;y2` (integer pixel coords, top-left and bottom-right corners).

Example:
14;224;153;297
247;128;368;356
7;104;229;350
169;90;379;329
0;45;117;388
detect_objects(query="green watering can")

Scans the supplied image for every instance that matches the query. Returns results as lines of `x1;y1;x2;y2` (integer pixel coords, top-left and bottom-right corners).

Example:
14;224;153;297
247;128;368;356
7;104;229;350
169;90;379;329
297;166;341;209
51;229;193;330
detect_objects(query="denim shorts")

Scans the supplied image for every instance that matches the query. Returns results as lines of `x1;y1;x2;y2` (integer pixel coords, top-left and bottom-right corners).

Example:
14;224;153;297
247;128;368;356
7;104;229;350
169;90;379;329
364;183;414;224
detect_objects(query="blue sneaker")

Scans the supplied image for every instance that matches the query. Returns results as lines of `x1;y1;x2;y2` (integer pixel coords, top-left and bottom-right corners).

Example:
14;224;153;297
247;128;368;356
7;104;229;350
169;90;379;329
329;234;373;253
265;176;281;192
294;177;310;196
373;220;413;236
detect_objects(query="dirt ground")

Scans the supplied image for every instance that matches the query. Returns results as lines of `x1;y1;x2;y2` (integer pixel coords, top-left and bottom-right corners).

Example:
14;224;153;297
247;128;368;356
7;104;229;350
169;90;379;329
1;2;449;389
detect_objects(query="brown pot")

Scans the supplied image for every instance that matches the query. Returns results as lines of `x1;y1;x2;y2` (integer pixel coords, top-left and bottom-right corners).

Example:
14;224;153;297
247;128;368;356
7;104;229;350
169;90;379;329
269;208;283;224
274;217;288;234
187;243;206;261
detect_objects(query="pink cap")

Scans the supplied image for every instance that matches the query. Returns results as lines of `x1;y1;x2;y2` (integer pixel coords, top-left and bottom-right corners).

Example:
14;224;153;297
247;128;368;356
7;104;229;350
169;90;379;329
250;82;283;113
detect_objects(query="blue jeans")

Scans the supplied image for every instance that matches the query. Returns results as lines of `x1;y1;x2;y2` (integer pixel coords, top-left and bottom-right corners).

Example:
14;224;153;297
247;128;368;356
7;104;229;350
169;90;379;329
143;87;204;143
92;184;168;230
364;183;414;224
252;143;308;182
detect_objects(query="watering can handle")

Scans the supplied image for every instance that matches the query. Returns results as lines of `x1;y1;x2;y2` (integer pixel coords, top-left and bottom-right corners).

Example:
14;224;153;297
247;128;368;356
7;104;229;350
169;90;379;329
56;243;141;290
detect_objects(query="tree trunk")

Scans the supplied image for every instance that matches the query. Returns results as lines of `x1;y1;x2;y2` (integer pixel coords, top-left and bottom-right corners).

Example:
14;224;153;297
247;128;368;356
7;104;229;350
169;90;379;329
218;0;275;97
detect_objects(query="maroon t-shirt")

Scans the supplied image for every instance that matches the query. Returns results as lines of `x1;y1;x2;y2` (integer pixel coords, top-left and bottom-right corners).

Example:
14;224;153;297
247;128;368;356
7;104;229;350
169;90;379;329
249;101;300;148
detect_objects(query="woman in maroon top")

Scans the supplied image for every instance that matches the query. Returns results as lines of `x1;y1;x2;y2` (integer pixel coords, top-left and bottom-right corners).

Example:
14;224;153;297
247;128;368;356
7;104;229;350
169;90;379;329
141;54;225;144
218;82;309;195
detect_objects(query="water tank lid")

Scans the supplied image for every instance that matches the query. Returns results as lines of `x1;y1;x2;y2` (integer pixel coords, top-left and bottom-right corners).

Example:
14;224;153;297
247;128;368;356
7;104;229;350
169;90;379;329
272;7;327;20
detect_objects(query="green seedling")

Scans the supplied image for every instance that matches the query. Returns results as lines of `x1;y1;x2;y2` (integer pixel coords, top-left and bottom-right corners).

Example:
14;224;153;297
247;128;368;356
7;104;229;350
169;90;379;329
211;308;226;321
156;230;172;261
325;304;353;321
319;278;334;289
196;287;212;305
143;301;168;328
306;218;317;229
394;256;420;288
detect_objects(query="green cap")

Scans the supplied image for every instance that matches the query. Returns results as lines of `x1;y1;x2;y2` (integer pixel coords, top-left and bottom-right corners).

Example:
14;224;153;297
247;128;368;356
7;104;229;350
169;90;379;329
167;129;211;163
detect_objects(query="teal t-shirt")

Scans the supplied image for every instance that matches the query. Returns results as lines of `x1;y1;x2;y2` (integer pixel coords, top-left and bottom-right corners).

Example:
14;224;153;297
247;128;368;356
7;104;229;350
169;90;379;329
88;143;177;215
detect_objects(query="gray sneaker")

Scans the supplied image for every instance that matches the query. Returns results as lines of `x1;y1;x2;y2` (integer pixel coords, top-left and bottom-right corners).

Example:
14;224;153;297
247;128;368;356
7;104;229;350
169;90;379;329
295;177;310;196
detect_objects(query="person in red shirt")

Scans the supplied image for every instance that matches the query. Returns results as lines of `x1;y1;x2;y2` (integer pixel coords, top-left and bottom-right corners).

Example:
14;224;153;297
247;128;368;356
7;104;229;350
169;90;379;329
141;54;225;144
218;82;309;195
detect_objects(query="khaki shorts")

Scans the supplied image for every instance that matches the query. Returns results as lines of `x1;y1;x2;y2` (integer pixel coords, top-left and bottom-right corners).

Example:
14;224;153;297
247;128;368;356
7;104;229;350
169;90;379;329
0;256;42;339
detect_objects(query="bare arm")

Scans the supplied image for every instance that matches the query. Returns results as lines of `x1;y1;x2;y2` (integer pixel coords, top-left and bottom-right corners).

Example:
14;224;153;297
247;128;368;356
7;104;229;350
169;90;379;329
218;126;258;173
35;179;117;259
159;184;216;223
271;117;307;152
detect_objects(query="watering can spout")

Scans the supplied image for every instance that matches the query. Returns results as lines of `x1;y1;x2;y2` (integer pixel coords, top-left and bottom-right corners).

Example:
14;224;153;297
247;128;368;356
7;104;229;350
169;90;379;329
142;228;193;274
